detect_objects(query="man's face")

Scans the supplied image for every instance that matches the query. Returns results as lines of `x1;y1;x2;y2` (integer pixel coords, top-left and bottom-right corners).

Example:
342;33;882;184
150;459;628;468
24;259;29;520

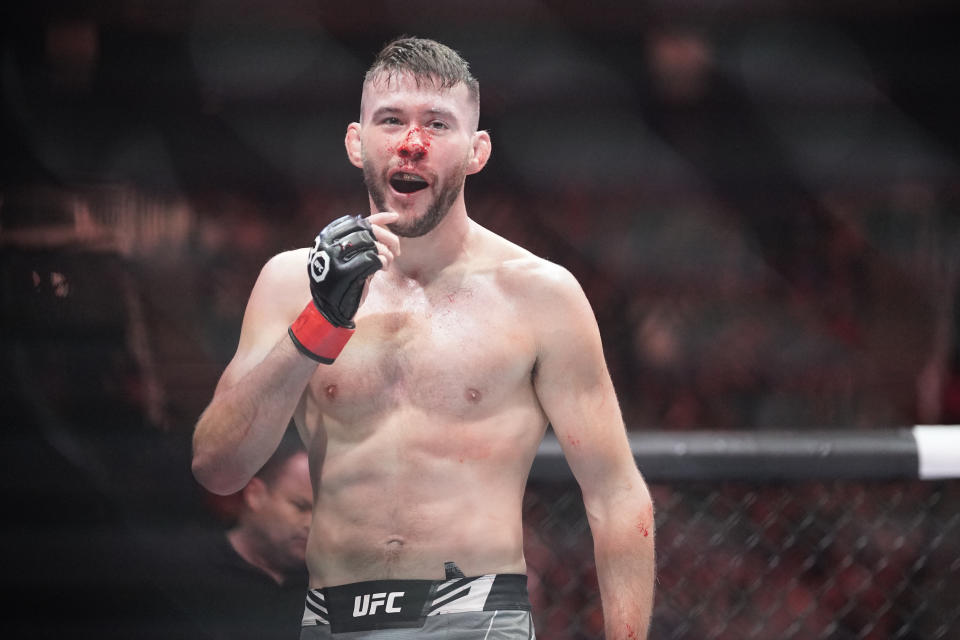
253;452;312;570
353;73;480;237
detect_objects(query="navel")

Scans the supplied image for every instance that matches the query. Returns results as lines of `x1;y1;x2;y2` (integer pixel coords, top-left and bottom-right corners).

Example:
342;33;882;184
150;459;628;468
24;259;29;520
384;537;405;560
465;387;482;403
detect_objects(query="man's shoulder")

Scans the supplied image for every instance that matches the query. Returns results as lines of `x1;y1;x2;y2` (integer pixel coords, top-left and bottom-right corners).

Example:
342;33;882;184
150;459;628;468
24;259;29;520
473;223;573;284
479;244;583;311
263;247;310;276
250;248;310;294
238;248;312;327
498;254;574;292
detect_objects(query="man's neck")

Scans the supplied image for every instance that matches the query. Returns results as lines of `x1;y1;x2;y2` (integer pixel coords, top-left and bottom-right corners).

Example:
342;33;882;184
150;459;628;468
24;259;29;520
391;208;473;284
226;528;287;586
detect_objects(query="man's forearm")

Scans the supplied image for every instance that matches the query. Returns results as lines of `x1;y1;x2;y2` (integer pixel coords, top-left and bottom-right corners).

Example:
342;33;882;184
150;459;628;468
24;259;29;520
595;536;655;639
192;336;318;495
589;489;656;640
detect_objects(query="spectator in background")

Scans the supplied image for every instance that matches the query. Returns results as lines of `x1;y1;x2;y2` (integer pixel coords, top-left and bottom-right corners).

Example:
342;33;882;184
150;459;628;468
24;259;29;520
167;427;311;640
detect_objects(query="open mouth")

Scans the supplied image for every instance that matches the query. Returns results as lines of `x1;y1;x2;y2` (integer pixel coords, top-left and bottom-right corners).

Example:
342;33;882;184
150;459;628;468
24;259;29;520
389;172;429;194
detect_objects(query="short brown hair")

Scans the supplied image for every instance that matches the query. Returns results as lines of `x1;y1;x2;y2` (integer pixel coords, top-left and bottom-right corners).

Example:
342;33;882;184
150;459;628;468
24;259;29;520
364;36;479;107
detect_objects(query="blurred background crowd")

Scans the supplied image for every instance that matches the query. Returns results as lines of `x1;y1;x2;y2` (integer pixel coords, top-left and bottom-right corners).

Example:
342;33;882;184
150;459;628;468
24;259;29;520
2;1;958;638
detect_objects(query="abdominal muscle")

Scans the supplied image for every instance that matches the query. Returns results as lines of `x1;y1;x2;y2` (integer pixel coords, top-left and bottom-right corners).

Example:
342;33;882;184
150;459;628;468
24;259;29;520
303;405;546;588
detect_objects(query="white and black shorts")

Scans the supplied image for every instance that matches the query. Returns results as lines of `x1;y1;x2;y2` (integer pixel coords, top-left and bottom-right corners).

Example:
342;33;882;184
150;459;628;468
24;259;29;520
300;567;535;639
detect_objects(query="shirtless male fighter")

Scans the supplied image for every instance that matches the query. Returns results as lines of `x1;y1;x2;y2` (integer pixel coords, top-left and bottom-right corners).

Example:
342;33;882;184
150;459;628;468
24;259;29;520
192;37;655;639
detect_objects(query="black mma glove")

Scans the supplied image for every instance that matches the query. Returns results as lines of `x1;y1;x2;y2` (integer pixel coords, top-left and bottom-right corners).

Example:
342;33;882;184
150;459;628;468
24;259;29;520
288;215;382;363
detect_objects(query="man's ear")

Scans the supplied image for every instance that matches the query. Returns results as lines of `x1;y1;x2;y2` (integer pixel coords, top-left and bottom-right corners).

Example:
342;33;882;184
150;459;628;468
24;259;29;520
466;130;491;175
345;123;363;169
242;477;268;511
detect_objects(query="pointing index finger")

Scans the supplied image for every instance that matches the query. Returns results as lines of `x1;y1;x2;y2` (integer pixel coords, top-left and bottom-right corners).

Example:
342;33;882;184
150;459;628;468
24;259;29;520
366;211;400;258
367;211;398;224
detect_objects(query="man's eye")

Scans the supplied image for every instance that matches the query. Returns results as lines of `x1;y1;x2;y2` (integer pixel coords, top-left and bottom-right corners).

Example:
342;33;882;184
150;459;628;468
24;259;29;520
429;121;448;130
382;117;402;125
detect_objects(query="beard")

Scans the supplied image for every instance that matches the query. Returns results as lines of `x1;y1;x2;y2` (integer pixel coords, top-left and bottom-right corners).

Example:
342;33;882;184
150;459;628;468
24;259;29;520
363;158;468;238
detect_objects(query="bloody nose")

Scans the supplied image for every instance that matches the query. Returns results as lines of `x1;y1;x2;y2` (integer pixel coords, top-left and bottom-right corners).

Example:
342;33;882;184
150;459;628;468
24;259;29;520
397;128;428;160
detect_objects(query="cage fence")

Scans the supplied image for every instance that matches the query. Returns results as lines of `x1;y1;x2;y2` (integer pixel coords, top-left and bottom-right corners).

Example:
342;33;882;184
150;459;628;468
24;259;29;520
522;432;960;640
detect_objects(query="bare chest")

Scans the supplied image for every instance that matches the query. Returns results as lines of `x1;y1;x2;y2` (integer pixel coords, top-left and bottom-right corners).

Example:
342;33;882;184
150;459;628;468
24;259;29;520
305;281;536;427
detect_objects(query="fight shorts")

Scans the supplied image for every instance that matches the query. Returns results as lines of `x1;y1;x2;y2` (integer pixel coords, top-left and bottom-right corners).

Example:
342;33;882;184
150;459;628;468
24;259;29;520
300;563;535;639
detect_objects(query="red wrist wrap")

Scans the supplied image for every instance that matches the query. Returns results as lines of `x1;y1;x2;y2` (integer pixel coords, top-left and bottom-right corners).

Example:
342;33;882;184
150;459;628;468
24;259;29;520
288;302;355;364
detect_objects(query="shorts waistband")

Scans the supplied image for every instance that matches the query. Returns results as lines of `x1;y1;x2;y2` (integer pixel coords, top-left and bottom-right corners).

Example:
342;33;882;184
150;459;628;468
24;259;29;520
302;573;530;633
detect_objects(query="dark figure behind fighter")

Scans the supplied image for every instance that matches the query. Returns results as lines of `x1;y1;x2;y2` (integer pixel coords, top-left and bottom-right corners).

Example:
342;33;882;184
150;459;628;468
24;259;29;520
164;430;310;639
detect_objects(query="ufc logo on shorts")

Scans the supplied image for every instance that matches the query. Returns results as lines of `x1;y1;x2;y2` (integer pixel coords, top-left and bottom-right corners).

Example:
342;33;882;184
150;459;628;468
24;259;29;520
352;591;404;617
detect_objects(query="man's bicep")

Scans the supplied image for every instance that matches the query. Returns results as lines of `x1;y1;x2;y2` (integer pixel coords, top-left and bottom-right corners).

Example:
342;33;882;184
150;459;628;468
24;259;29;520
214;251;308;395
532;279;634;492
